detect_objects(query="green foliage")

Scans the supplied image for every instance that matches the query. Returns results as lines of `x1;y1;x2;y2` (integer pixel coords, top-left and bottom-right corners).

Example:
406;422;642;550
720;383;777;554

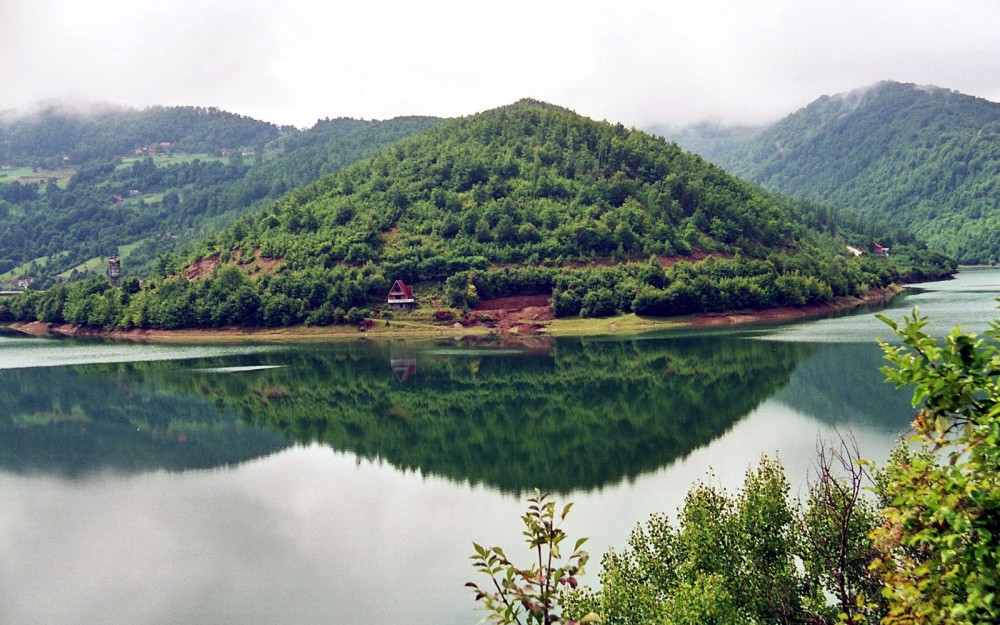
715;81;1000;264
872;309;1000;624
0;107;439;284
467;490;598;625
563;450;884;625
569;459;801;624
4;98;954;328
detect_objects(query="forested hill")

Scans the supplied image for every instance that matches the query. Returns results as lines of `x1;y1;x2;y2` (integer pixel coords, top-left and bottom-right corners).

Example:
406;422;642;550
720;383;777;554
701;81;1000;263
0;102;280;165
2;98;954;331
0;103;441;285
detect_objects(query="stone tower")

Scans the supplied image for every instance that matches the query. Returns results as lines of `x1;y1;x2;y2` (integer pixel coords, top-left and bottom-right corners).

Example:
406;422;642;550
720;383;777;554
107;255;122;287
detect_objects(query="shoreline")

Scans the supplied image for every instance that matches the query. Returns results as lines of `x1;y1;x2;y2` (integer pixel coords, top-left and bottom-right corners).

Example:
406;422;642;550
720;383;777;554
3;285;903;344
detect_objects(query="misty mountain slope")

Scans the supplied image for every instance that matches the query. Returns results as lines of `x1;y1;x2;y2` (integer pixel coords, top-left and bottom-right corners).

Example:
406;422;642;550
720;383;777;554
711;81;1000;263
0;104;441;285
650;122;763;164
0;102;281;166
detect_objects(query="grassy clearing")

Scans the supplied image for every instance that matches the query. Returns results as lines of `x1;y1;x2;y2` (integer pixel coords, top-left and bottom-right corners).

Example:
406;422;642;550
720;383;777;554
0;166;34;182
118;152;239;169
55;242;143;279
0;166;76;186
0;251;71;280
543;313;684;336
56;256;105;279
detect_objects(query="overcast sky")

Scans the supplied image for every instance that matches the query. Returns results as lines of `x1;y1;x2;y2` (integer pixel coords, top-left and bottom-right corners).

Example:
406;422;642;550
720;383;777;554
3;0;1000;129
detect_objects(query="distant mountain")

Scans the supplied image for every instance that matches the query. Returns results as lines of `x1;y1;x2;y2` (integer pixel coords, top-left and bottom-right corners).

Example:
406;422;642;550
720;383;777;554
0;102;441;285
695;82;1000;264
0;101;281;165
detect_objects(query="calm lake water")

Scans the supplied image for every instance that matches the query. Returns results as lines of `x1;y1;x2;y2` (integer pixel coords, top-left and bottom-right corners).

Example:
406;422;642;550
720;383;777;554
1;268;999;625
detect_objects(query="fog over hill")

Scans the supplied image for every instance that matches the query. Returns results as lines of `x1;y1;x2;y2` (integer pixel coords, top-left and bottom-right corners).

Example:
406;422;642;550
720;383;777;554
663;82;1000;264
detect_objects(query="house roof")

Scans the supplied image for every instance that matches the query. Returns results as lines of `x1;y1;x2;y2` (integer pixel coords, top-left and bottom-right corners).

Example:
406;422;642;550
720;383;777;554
388;280;413;300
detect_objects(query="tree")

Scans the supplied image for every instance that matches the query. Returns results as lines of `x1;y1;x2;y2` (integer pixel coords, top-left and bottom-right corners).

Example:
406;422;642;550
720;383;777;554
468;490;598;625
568;458;803;625
871;309;1000;624
799;436;885;624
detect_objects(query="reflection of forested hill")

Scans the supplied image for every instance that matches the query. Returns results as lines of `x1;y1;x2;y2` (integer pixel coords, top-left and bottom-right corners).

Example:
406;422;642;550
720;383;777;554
162;336;814;493
773;342;914;431
1;335;816;489
0;362;288;476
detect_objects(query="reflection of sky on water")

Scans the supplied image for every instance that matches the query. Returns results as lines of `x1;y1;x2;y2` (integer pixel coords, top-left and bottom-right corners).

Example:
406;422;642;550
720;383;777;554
0;339;280;370
751;269;1000;344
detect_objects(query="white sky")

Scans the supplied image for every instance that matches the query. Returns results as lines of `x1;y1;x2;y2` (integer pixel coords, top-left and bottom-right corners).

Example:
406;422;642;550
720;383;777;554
3;0;1000;129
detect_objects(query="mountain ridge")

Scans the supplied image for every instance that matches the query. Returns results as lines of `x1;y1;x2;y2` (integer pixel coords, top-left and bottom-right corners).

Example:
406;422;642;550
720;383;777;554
668;81;1000;263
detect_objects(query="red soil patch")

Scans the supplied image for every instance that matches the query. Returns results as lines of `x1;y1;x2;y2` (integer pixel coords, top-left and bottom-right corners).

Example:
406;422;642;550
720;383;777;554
489;251;730;272
688;287;898;327
474;294;551;310
657;250;727;268
183;254;220;280
472;295;554;334
181;249;284;281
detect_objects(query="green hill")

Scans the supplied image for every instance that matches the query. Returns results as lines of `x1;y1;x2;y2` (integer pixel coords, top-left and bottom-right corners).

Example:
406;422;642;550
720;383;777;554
0;103;441;285
698;81;1000;264
1;99;954;330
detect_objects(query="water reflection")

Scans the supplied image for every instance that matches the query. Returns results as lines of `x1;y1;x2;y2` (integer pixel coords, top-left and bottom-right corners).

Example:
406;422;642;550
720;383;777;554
0;331;918;492
0;361;288;475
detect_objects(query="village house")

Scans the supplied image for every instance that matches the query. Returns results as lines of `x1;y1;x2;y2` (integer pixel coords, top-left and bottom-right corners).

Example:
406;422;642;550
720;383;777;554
386;280;414;310
872;242;890;256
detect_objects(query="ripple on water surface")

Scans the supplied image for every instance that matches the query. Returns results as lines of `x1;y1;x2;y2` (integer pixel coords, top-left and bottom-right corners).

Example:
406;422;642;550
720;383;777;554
0;337;280;370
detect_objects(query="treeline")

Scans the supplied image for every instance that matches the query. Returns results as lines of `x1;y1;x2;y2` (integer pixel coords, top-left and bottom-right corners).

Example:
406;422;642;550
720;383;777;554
0;264;385;329
445;248;953;318
0;241;954;330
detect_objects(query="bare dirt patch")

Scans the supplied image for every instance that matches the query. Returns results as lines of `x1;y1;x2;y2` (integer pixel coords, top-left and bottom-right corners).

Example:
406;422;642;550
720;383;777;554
181;249;284;281
688;287;899;327
183;254;221;280
474;294;551;310
472;295;554;334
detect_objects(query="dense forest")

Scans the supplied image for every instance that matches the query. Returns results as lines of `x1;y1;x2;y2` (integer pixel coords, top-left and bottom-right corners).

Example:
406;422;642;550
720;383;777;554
682;81;1000;264
0;103;440;284
0;99;954;330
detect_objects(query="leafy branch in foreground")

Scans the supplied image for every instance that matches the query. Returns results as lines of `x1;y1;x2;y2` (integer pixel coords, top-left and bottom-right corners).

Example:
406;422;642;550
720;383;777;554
467;490;599;625
872;308;1000;624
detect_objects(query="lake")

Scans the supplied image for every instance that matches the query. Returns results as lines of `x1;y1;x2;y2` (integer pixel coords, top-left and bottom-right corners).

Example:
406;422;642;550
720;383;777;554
1;268;998;625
